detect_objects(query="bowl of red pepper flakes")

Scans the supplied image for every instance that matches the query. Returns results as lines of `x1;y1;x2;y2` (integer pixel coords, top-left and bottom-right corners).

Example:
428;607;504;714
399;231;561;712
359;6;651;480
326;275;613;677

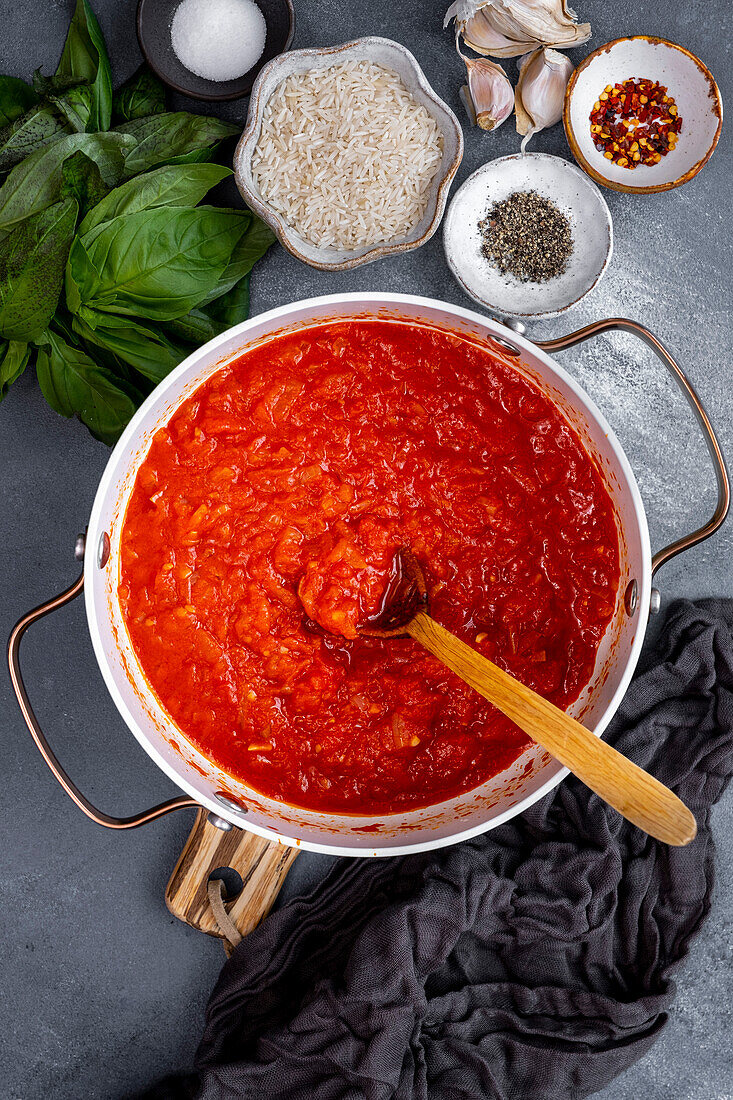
564;36;722;194
590;79;681;169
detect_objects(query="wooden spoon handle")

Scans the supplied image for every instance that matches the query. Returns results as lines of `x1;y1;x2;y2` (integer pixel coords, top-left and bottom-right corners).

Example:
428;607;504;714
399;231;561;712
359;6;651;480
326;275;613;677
408;611;696;847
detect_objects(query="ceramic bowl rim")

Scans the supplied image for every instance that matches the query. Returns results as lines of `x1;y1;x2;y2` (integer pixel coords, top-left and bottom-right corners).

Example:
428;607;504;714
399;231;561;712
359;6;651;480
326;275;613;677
136;0;296;102
442;152;613;320
563;35;723;195
233;36;464;270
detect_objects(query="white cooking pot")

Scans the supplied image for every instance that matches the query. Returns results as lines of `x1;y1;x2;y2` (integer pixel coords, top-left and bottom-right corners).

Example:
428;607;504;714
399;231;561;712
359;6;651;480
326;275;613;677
9;294;729;864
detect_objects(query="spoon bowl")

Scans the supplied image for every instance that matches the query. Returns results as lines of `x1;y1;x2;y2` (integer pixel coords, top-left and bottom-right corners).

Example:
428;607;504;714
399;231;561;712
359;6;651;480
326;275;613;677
359;547;427;638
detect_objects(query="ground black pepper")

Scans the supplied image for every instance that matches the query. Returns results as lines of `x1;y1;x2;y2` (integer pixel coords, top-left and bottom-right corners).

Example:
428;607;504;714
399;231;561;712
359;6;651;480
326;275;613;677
478;190;573;283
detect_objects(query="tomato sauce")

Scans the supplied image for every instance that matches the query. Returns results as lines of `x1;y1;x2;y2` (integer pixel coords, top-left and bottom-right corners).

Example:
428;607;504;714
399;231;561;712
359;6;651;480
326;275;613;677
119;321;620;814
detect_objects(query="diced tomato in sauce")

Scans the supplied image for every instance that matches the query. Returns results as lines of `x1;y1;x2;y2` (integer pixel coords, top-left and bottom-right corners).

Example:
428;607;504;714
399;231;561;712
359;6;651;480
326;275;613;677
118;321;620;813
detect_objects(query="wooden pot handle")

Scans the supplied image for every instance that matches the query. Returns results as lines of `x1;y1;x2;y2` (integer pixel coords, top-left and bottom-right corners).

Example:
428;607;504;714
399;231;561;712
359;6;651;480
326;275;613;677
165;809;299;940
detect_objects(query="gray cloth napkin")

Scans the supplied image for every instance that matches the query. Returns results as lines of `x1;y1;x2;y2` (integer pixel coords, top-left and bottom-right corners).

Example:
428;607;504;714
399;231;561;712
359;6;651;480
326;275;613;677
145;598;733;1100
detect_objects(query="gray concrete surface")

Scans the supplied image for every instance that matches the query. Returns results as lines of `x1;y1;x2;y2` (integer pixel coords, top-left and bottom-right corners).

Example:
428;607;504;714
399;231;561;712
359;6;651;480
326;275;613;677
0;0;731;1097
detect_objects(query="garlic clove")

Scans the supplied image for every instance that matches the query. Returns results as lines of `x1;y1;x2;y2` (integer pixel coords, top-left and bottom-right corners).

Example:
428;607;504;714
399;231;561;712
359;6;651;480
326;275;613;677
445;0;591;58
515;46;574;151
461;56;514;131
462;9;531;56
459;84;478;126
489;1;589;48
444;0;483;29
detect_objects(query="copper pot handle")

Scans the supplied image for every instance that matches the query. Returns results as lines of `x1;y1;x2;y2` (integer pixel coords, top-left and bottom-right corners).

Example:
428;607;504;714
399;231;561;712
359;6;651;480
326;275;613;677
535;318;730;577
7;565;199;829
7;564;296;944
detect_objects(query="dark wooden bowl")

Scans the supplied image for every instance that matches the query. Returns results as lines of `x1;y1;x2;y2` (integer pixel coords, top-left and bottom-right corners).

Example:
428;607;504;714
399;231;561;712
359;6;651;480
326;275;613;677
137;0;295;101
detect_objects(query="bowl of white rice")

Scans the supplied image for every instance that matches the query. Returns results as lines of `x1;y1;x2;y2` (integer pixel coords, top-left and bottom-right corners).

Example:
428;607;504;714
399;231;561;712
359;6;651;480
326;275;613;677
234;38;464;269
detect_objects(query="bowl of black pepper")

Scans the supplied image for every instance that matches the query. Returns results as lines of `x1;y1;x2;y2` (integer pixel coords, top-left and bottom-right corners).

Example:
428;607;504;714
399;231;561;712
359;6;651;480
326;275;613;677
442;153;613;321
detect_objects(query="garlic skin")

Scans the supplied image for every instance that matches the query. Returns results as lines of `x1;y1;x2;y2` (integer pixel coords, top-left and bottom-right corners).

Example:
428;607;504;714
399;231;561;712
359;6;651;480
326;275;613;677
461;56;514;131
515;46;573;151
445;0;591;58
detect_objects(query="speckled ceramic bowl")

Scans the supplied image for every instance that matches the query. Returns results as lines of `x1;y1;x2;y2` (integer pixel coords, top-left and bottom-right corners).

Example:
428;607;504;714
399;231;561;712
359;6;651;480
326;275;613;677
233;37;464;270
564;36;722;194
443;153;613;321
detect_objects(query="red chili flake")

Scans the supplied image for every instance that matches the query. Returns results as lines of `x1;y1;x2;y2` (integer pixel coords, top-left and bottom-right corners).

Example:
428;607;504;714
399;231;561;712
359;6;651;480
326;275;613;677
589;77;682;169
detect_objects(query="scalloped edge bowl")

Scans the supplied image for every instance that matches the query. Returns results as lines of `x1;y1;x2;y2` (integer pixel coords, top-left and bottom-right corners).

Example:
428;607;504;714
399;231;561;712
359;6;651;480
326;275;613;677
233;37;464;270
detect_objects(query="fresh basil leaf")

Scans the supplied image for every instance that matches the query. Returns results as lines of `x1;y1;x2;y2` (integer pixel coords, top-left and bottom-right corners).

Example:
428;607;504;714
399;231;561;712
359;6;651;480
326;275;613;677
0;198;77;341
203;272;251;326
54;304;139;387
47;306;80;345
36;326;136;443
67;324;148;400
67;205;255;321
115;112;238;175
196;215;274;308
79;335;153;392
0;75;38;127
162;308;226;344
73;309;186;383
32;72;95;134
113;65;166;124
169;271;252;344
78;162;231;234
0;338;31;399
56;0;113;132
64;235;94;315
0;130;134;238
163;145;219;167
32;72;85;96
0;103;70;172
60;150;109;220
54;86;94;132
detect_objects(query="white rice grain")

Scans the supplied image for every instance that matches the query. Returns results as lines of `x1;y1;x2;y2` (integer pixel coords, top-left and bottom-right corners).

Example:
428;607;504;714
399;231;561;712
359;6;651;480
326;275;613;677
251;61;444;251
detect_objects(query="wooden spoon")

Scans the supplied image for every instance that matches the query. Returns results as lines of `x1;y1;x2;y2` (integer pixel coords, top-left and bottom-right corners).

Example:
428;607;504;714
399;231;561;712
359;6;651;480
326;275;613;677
355;548;696;847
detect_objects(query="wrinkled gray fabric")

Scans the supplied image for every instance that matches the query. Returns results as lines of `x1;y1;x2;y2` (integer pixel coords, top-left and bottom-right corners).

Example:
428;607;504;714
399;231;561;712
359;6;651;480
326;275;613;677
144;599;733;1100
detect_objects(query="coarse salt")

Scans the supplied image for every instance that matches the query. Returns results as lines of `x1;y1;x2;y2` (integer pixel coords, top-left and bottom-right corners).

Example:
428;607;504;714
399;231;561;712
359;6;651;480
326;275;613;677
171;0;266;83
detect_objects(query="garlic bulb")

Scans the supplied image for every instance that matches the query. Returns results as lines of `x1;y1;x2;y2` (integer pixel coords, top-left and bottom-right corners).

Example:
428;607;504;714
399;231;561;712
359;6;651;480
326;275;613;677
515;46;573;151
460;56;514;131
445;0;591;58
